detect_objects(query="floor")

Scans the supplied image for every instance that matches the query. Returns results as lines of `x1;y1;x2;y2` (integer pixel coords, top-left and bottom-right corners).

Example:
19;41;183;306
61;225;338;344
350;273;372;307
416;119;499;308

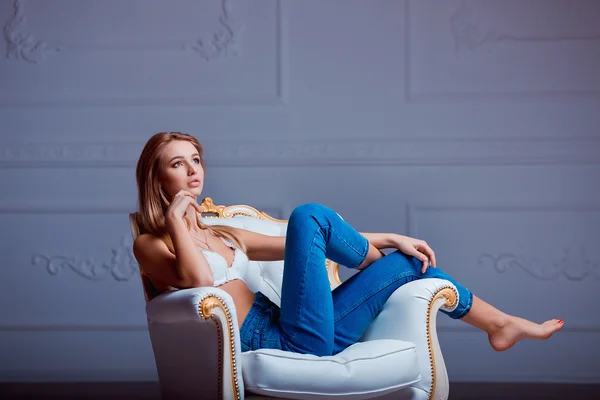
1;382;599;399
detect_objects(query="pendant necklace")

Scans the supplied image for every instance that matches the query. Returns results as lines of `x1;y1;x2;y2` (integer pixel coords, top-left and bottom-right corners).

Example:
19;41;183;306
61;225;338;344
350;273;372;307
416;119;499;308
194;228;214;251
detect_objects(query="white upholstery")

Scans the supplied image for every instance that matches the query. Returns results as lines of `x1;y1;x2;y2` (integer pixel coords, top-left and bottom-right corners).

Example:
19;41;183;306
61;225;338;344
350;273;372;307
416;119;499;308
131;210;459;400
241;340;420;399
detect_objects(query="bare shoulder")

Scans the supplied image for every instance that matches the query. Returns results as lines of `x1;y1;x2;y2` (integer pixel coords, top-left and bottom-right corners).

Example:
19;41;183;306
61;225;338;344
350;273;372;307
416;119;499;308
133;233;174;265
132;233;196;291
134;233;167;252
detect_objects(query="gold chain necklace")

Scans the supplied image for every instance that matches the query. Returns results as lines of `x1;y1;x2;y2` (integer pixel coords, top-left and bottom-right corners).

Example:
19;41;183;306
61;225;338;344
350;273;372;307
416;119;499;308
191;228;214;251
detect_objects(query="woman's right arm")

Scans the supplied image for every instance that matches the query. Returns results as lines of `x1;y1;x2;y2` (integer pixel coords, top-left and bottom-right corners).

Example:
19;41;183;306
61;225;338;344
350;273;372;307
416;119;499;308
165;215;214;287
133;190;214;288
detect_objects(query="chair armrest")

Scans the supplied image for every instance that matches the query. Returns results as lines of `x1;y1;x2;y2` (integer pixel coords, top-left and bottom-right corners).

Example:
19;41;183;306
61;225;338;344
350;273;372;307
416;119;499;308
360;278;459;400
146;287;245;400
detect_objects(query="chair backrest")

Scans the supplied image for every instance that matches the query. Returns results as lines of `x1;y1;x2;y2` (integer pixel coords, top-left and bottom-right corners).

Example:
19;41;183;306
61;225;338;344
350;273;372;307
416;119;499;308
128;197;341;304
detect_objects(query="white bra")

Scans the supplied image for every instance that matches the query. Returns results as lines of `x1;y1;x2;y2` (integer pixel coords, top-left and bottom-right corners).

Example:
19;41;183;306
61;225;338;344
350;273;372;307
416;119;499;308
198;236;249;287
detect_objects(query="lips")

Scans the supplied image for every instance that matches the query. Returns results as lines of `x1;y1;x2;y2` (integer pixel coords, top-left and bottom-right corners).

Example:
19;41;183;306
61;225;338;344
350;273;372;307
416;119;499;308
188;179;201;187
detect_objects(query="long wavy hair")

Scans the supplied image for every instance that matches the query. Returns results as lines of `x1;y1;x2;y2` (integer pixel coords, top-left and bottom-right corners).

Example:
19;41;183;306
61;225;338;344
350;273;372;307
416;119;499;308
135;131;246;254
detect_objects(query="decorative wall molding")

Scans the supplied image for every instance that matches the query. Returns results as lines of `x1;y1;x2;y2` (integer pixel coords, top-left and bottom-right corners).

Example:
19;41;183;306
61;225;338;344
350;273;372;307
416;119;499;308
478;249;600;281
0;0;287;107
3;0;242;64
183;0;242;61
406;0;600;100
1;322;597;333
9;205;281;285
0;206;133;214
32;235;139;282
408;204;600;282
3;0;60;63
1;137;599;168
409;205;600;213
450;0;600;53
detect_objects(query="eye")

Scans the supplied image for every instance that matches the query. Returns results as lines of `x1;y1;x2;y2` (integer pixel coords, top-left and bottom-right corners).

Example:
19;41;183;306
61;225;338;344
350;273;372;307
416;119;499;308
172;161;183;168
193;157;201;164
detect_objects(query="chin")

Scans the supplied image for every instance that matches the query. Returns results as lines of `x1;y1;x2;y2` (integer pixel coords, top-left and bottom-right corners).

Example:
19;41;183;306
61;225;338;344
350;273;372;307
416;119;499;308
188;187;203;196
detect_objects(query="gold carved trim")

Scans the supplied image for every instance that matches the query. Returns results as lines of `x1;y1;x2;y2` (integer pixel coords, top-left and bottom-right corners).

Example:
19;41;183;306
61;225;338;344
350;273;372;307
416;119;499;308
199;197;339;287
200;196;287;222
199;295;241;400
328;260;342;286
426;286;458;400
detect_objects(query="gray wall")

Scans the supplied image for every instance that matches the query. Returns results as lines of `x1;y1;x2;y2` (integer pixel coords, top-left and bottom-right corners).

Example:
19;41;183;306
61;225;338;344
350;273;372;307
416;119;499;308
1;0;599;384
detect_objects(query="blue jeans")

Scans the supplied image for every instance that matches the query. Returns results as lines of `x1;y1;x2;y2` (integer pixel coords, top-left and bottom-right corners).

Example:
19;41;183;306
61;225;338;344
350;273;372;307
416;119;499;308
239;203;473;356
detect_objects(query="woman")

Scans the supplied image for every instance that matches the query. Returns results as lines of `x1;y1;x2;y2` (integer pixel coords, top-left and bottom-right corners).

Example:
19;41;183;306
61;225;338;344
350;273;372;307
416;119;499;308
133;131;564;356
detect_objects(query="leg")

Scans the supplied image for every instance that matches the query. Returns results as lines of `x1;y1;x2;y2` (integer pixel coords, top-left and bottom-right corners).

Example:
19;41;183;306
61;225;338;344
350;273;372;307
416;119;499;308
332;251;564;353
278;203;370;356
461;295;564;351
332;250;473;354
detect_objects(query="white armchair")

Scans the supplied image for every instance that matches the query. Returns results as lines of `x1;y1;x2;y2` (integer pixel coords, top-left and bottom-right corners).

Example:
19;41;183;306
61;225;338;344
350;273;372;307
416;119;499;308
129;198;459;400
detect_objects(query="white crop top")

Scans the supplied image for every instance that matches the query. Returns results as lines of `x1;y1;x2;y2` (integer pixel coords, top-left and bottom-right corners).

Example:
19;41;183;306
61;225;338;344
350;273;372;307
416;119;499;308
199;236;250;287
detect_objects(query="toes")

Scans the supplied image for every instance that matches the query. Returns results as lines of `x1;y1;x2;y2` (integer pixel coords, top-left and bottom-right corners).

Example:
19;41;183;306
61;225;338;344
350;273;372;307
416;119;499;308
546;319;564;334
551;319;564;328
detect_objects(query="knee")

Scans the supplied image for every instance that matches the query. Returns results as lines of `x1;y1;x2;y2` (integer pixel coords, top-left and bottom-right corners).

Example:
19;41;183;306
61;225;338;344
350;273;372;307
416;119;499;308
289;202;330;221
388;250;423;273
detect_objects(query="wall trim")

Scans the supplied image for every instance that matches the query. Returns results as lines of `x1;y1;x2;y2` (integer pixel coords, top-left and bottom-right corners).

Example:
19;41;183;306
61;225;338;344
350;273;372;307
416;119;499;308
408;204;600;281
0;324;148;331
1;137;599;168
1;0;288;107
4;0;241;64
436;324;600;333
406;0;600;101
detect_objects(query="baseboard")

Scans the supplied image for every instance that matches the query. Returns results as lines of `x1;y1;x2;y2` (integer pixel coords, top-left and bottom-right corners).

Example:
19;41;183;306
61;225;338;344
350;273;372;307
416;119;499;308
450;382;600;400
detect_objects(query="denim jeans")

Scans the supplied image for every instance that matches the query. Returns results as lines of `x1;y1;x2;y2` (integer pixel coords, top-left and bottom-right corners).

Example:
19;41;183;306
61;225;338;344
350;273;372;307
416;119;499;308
239;203;473;356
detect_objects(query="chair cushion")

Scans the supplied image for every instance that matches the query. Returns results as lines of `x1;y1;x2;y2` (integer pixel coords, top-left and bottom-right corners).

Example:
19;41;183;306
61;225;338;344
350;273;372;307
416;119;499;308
240;339;421;399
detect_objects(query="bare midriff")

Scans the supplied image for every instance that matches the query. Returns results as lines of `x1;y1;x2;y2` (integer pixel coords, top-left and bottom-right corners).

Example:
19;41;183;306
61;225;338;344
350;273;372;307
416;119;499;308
218;279;256;327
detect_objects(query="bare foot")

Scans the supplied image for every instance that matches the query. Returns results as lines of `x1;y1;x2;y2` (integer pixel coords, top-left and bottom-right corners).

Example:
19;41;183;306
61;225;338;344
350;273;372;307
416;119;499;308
488;316;564;351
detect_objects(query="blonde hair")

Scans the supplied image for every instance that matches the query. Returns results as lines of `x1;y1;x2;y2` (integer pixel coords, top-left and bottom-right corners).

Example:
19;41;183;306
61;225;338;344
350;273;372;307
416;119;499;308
135;131;247;254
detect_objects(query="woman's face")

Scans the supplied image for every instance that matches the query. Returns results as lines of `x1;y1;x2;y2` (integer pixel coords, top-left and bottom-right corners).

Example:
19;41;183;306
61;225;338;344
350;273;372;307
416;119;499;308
159;140;205;198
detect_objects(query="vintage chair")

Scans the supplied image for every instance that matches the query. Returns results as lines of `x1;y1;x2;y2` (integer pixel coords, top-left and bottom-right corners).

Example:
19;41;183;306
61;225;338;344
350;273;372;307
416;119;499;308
128;198;459;400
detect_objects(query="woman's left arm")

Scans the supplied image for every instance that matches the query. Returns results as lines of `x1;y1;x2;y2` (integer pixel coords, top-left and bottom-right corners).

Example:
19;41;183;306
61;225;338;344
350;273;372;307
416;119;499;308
234;228;286;261
235;227;436;273
360;232;436;273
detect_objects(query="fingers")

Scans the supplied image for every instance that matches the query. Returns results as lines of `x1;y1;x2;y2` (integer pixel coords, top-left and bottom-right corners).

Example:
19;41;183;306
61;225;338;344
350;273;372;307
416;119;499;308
173;190;202;213
415;241;436;273
173;190;198;205
191;201;203;214
419;242;436;268
421;260;429;274
175;189;196;199
406;248;429;273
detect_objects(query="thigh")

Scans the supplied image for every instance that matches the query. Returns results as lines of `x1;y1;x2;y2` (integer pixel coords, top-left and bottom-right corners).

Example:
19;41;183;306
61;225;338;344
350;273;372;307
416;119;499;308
278;205;337;356
278;203;370;356
332;250;422;353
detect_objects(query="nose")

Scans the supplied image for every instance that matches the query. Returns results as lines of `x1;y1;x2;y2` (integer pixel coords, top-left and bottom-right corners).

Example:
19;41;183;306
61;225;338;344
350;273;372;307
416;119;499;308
187;164;197;175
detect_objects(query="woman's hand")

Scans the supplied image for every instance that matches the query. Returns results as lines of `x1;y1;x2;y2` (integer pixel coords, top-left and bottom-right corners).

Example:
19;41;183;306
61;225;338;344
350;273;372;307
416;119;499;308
164;189;203;224
393;234;437;274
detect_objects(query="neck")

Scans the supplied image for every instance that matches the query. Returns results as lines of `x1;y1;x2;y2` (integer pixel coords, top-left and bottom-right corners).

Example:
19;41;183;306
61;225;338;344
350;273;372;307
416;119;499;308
184;205;202;233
